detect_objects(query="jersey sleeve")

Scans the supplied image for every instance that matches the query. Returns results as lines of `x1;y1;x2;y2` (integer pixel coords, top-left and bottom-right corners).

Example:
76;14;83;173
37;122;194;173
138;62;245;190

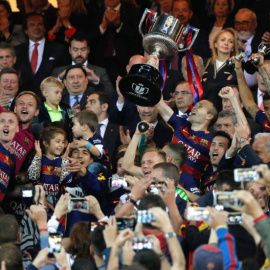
255;110;270;132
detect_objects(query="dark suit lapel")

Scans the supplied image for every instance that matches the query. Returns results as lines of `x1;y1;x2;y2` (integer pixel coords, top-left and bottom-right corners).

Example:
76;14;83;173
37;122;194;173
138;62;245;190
20;42;33;75
36;41;50;76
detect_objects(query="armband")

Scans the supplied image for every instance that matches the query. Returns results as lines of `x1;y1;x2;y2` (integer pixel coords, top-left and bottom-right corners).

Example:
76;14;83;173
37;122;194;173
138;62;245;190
86;142;92;149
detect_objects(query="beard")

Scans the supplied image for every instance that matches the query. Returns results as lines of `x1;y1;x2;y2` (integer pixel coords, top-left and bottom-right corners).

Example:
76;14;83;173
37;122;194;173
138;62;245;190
237;30;253;41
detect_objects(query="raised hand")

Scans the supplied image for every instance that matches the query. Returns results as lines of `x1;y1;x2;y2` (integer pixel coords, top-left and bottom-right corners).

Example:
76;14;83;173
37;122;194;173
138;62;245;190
35;140;42;158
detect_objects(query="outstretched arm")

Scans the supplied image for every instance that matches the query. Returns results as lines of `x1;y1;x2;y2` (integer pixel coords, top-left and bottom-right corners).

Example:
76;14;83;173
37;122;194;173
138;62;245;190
156;95;174;123
234;55;260;120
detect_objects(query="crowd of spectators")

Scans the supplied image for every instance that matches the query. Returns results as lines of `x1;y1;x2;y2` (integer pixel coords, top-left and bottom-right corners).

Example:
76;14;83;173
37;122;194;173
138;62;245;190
1;0;270;269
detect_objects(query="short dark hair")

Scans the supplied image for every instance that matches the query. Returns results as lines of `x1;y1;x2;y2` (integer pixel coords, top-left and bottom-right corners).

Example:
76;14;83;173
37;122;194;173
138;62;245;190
0;67;20;83
0;42;15;56
212;131;232;148
164;142;188;168
90;225;106;259
133;249;161;270
0;1;12;16
63;64;87;80
74;110;98;133
215;170;241;191
69;31;89;46
71;258;96;270
23;12;45;31
0;243;23;270
153;162;180;187
0;215;19;245
139;194;166;211
263;92;270;101
172;0;192;10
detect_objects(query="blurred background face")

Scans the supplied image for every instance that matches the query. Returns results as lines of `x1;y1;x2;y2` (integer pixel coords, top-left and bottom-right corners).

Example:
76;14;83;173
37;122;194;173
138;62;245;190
235;11;257;40
174;83;194;111
172;0;193;25
246;182;269;211
209;136;229;167
214;31;234;55
252;137;270;163
117;157;126;177
0;4;9;18
214;0;229;18
137;106;158;123
215;116;235;137
159;0;173;13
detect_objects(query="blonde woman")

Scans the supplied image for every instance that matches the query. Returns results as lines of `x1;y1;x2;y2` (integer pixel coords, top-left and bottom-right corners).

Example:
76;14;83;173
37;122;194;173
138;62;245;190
202;28;238;111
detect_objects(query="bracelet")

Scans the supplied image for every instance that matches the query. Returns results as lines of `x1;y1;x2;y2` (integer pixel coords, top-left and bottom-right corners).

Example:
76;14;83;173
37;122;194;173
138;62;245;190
86;142;92;149
39;228;48;233
66;24;72;29
254;214;267;223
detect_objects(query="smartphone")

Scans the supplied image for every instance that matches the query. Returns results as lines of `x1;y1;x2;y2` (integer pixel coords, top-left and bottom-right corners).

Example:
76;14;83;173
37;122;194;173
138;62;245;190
215;192;243;208
68;198;89;211
116;218;136;233
137;210;156;224
187;207;210;221
20;187;35;208
132;237;153;251
89;222;107;232
227;213;243;225
234;168;259;182
109;177;129;188
48;232;62;257
149;182;165;195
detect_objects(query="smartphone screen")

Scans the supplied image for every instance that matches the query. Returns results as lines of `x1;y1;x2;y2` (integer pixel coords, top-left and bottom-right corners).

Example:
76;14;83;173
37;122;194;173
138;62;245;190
109;177;129;188
20;187;35;208
187;207;210;221
116;218;136;233
48;232;62;256
234;168;259;182
132;237;153;251
68;198;89;211
215;192;243;208
137;210;156;224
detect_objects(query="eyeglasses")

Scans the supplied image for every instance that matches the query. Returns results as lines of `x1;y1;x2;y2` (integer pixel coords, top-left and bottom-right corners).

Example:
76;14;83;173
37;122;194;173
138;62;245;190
173;91;193;96
235;20;255;27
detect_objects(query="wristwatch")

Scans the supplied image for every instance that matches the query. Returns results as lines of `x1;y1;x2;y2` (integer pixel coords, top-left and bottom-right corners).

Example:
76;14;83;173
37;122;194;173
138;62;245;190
125;195;138;207
165;232;176;239
239;138;247;143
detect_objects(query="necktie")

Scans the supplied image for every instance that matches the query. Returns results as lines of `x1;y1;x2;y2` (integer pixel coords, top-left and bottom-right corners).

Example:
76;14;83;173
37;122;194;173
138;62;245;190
31;43;39;74
72;95;80;108
260;93;265;111
95;123;103;136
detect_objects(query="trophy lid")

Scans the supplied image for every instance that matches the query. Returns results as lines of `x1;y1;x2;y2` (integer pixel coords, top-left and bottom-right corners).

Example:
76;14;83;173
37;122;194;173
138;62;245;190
119;64;163;106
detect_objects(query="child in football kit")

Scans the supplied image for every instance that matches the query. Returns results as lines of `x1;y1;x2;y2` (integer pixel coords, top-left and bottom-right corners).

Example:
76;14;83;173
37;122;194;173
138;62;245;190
72;110;111;170
28;126;72;204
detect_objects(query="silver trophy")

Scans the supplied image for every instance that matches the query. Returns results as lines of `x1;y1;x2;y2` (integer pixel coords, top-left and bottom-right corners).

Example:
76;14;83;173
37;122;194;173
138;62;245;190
119;9;199;106
226;51;246;68
250;42;270;66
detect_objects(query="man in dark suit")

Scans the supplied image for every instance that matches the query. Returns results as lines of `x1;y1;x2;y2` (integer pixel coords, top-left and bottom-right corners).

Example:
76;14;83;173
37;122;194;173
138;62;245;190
52;32;114;96
85;91;121;160
60;65;93;112
91;0;143;84
14;12;67;99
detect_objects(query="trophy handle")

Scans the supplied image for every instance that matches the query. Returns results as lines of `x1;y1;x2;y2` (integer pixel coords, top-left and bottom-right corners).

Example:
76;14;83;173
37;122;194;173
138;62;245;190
258;42;270;55
138;8;157;38
178;26;200;52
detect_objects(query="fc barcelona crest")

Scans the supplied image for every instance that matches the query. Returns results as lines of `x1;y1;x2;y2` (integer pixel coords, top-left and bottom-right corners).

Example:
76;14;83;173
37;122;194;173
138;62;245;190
24;137;29;146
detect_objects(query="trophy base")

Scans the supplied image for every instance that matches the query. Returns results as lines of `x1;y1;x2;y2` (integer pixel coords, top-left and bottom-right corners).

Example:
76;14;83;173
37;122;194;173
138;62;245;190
119;64;163;106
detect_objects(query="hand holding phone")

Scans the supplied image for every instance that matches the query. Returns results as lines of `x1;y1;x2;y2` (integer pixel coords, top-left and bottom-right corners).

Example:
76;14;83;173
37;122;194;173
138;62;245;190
48;232;62;257
68;198;89;211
